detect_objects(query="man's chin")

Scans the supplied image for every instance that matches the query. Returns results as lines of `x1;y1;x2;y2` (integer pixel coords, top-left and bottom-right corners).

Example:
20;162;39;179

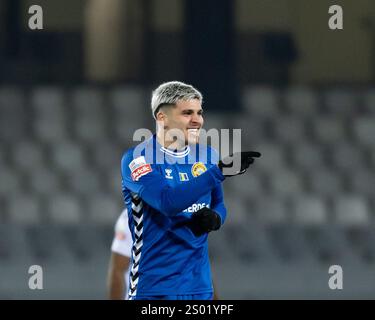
187;136;199;145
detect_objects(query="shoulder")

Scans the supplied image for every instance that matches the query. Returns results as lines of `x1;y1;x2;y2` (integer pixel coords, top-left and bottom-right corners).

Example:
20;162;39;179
121;135;155;166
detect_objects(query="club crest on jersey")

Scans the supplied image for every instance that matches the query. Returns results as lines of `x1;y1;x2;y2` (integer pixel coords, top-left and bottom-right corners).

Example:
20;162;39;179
129;156;152;181
165;168;173;179
191;162;207;177
179;172;189;181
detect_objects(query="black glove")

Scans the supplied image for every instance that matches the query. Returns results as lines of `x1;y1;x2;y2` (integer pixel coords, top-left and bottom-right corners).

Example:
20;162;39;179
188;207;221;237
218;151;261;177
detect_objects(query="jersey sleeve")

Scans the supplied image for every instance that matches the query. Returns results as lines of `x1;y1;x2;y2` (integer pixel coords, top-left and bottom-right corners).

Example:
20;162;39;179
208;146;227;225
111;210;132;257
121;150;225;216
210;184;227;225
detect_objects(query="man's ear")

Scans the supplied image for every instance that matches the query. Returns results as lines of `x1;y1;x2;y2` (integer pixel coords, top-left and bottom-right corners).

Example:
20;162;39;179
156;110;166;122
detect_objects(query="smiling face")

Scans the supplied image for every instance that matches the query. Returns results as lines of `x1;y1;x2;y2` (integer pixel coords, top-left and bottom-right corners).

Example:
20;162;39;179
156;99;204;148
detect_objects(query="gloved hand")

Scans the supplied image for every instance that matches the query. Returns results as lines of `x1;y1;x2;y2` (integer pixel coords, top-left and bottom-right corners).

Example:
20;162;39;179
218;151;261;176
188;207;221;237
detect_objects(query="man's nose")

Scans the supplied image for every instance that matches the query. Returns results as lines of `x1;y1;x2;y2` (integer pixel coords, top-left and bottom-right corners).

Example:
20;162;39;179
191;113;202;124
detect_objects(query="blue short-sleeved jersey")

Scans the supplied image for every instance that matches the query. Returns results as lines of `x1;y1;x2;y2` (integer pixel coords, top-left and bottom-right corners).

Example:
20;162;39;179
121;134;226;299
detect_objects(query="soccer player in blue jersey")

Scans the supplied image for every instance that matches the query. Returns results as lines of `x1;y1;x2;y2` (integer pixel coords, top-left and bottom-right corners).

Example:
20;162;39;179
121;81;260;300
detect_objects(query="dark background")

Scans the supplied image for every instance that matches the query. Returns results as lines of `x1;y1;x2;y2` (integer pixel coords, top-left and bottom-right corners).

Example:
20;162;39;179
1;0;375;299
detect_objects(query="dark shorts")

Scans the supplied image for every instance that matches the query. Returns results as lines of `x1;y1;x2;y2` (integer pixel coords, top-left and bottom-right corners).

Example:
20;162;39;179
131;293;213;300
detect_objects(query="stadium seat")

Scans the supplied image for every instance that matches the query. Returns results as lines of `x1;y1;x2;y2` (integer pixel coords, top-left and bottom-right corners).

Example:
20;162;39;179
354;118;375;147
71;87;106;117
347;169;375;197
27;168;61;197
86;194;121;225
303;224;355;264
223;222;274;264
307;169;343;197
31;87;66;117
11;140;45;172
7;194;41;225
291;143;325;171
253;142;286;173
88;141;122;170
334;196;370;226
283;86;318;117
243;86;280;118
224;171;264;200
268;170;303;197
0;88;26;142
272;116;307;144
65;168;102;196
312;117;346;145
74;116;108;144
50;141;87;173
266;223;313;262
229;115;267;145
47;194;82;225
0;166;21;197
323;89;358;116
291;195;327;225
254;197;289;225
330;143;365;171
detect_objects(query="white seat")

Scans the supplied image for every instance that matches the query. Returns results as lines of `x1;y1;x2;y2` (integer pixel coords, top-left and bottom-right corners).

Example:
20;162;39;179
255;197;288;225
324;89;358;116
363;89;375;114
229;115;266;144
312;117;345;145
74;116;107;143
0;167;21;196
8;194;41;225
253;143;286;173
223;197;248;225
0;88;26;141
87;194;121;225
292;143;325;171
242;86;280;118
48;194;82;225
71;87;105;117
272;116;307;144
34;118;67;142
284;86;318;116
90;141;121;169
334;195;369;226
107;168;123;197
268;170;303;197
202;113;226;130
32;87;65;115
307;169;342;196
110;87;146;114
50;141;86;173
347;169;375;197
331;143;364;171
66;168;102;196
224;171;263;199
354;118;375;147
28;168;61;196
292;196;327;225
0;87;25;110
11;140;45;172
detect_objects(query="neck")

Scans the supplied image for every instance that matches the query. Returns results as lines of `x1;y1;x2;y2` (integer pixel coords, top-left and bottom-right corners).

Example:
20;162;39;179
156;131;186;151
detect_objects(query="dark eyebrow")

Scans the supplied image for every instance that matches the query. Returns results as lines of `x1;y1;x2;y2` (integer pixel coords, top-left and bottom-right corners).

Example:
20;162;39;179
182;109;203;113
